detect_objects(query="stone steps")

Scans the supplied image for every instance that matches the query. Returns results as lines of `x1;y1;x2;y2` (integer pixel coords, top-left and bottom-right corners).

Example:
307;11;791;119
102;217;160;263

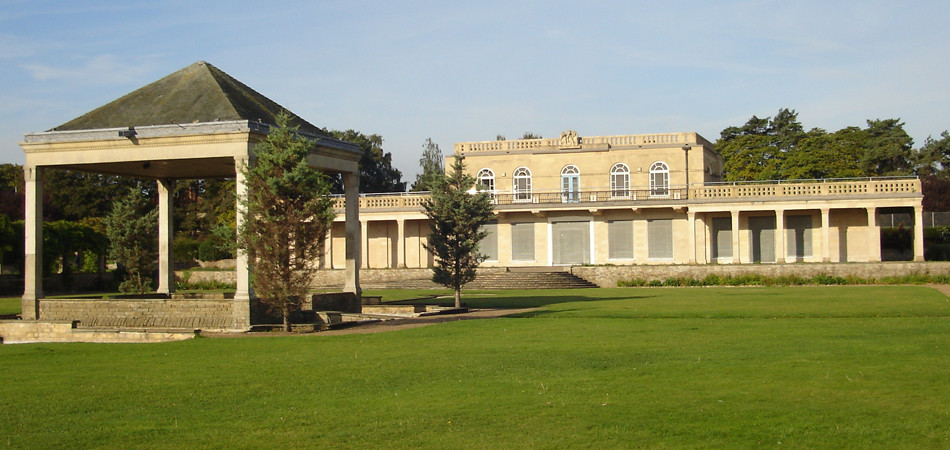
356;270;598;290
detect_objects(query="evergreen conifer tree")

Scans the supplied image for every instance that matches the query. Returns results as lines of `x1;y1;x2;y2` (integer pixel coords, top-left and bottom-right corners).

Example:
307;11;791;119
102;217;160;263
238;112;335;331
422;155;494;307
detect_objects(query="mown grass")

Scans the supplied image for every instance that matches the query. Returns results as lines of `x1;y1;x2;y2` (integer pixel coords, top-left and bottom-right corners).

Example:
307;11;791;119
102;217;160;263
1;286;949;448
0;297;18;315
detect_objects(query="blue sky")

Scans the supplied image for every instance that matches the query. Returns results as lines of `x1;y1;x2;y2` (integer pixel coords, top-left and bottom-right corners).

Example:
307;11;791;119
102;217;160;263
1;0;948;181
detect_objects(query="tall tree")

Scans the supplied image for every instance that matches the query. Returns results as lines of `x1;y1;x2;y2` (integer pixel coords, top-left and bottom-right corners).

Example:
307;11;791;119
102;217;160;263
411;138;445;191
328;130;406;193
861;119;915;176
106;188;158;294
239;112;335;331
0;164;24;219
422;155;494;308
916;131;950;177
715;108;805;181
784;127;865;180
45;169;152;221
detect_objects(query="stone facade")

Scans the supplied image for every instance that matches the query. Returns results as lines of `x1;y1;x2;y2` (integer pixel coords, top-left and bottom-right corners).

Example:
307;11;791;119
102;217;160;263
322;131;924;270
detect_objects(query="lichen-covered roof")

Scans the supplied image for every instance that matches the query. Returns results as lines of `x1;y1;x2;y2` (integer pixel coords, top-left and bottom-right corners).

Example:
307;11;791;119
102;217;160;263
53;61;326;136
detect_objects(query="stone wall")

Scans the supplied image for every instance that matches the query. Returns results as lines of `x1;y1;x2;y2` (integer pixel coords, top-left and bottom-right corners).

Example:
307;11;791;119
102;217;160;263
38;296;237;331
0;320;198;344
571;261;950;288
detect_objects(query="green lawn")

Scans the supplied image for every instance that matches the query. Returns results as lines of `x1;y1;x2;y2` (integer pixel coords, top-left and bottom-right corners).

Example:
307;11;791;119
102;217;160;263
0;297;18;316
1;286;949;448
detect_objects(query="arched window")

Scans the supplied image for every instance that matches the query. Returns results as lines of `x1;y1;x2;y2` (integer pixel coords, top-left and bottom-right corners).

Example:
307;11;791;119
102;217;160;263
610;163;630;198
476;168;495;192
513;167;532;202
650;161;669;197
561;165;580;203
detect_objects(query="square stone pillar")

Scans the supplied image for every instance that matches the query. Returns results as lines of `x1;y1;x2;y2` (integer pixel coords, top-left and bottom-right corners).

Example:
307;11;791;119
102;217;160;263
396;219;406;268
157;178;176;294
731;210;741;264
867;207;882;262
775;209;786;264
360;220;369;269
232;156;252;330
687;211;696;264
21;165;43;320
821;208;832;263
343;172;361;295
914;205;925;261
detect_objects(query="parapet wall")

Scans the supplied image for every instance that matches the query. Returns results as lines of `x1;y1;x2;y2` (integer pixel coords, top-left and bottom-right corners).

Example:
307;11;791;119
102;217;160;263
571;261;950;288
38;297;238;331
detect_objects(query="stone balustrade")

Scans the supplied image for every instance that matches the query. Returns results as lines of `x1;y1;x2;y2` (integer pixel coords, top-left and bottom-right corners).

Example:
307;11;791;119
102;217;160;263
454;132;703;153
690;178;920;200
334;177;921;211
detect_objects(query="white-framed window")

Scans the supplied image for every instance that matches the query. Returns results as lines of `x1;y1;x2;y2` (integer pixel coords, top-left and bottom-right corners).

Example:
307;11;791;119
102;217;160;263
513;167;532;202
476;168;495;192
560;165;580;203
650;161;669;197
610;163;630;198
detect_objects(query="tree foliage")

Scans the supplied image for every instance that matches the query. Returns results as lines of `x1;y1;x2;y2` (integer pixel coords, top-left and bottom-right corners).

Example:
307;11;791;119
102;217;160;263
106;188;158;294
422;155;494;307
716;109;918;181
716;109;806;181
916;131;950;177
412;138;445;192
239;112;335;331
328;130;406;193
45;169;152;221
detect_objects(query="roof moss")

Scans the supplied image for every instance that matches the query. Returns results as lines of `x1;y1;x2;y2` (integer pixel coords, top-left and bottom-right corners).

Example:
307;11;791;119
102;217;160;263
53;61;325;136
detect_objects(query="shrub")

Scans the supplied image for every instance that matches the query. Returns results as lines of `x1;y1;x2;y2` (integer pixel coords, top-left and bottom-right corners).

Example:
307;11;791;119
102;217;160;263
173;236;201;263
198;238;232;262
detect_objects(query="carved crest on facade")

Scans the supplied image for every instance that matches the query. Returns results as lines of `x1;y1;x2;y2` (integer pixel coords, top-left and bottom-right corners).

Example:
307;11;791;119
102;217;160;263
559;130;580;149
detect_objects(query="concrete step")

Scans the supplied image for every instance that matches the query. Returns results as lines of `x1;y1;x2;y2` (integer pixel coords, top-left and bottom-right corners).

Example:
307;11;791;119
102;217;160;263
353;270;598;290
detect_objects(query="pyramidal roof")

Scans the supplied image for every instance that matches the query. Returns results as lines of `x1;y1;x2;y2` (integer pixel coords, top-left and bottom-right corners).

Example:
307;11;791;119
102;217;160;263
53;61;326;136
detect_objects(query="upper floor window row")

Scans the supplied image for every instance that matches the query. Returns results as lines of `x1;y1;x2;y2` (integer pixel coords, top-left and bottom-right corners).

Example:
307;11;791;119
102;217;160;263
478;162;670;198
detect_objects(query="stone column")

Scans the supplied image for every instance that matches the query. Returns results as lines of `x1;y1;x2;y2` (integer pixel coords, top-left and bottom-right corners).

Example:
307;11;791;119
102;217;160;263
343;172;361;295
867;207;882;262
157;178;176;294
821;208;831;263
775;209;786;264
687;211;696;264
360;220;369;269
232;156;252;330
22;165;43;320
396;218;406;268
914;205;925;261
731;210;741;264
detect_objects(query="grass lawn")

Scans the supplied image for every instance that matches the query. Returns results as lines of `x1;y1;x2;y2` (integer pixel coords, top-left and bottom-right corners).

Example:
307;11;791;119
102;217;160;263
1;286;949;447
0;297;19;316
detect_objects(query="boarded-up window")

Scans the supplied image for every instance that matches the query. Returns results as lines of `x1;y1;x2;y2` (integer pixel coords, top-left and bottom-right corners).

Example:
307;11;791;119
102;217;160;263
786;215;813;258
510;222;535;261
749;216;776;263
712;217;732;260
480;221;498;261
608;220;634;259
647;219;673;259
552;221;590;265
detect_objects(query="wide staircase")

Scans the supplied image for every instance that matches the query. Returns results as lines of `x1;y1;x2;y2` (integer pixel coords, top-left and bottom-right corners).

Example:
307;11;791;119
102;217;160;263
358;267;598;290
